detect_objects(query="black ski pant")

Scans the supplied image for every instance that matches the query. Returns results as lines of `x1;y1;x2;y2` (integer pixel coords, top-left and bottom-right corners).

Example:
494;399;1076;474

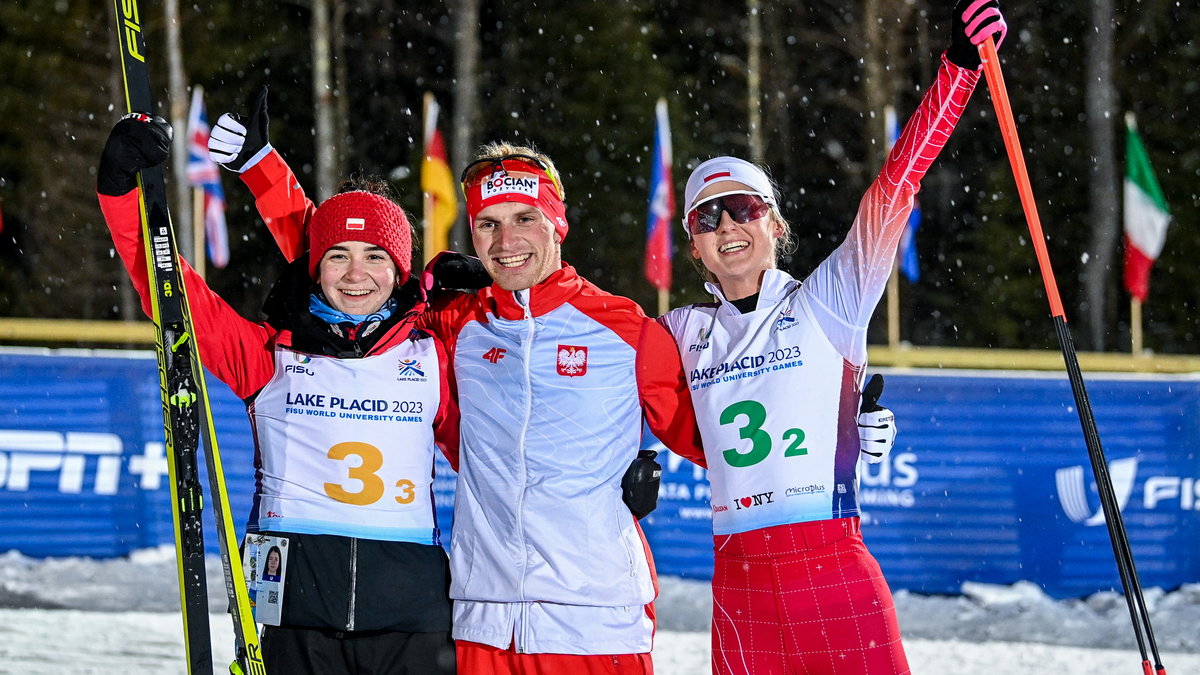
261;625;455;675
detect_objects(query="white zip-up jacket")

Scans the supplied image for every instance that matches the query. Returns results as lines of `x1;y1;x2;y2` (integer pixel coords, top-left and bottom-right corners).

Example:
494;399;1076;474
422;264;705;654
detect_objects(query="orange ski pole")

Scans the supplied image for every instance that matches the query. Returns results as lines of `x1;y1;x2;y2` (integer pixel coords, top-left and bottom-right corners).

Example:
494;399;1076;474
977;37;1165;675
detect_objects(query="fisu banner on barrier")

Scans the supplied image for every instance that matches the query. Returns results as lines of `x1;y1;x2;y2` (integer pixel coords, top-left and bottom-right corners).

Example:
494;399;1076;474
636;371;1200;599
0;350;1196;598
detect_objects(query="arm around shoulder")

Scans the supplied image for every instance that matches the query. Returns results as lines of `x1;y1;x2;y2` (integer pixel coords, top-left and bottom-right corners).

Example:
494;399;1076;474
636;317;707;469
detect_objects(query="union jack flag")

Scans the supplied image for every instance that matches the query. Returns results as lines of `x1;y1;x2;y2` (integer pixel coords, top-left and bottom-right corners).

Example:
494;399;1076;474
186;86;229;268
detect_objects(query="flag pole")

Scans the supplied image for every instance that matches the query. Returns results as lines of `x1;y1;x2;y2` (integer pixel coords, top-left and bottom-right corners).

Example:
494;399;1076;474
192;186;206;280
1130;297;1143;354
1127;111;1139;356
886;262;900;348
883;105;900;349
422;92;436;265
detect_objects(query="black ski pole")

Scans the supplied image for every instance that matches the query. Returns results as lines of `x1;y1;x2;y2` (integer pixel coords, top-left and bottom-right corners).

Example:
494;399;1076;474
977;37;1166;675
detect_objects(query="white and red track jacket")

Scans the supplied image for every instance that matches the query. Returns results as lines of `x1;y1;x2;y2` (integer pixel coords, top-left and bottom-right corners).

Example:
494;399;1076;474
421;266;704;654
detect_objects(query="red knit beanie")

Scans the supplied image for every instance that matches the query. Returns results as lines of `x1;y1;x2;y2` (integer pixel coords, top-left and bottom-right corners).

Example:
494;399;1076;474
307;190;412;282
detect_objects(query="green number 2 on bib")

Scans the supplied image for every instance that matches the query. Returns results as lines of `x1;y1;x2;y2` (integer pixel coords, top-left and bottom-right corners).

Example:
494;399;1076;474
719;399;807;468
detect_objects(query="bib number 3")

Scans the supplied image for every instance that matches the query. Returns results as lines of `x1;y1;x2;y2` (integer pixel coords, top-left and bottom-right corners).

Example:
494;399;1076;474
324;442;416;505
719;400;806;468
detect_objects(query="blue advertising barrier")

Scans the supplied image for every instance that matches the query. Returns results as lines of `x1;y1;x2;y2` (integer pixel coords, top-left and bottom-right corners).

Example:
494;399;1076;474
1;349;1197;598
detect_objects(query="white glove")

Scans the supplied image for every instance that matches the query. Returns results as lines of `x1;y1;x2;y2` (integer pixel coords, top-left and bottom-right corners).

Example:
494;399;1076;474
208;113;247;166
207;86;271;173
858;407;896;464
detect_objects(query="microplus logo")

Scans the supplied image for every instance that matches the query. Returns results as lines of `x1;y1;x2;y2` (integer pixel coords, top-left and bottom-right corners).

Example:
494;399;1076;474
1055;457;1200;526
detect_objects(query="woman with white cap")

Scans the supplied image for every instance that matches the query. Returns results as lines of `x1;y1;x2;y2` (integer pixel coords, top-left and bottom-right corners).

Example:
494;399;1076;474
96;113;457;674
657;2;1008;673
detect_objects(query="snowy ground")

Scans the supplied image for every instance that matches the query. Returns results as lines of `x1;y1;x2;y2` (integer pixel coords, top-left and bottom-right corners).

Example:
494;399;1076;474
1;547;1197;674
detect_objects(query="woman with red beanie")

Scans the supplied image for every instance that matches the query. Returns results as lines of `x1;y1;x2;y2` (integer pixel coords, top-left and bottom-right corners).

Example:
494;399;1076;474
96;113;457;674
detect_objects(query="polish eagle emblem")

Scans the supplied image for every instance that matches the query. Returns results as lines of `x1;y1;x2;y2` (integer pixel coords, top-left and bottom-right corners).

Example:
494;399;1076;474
556;345;588;377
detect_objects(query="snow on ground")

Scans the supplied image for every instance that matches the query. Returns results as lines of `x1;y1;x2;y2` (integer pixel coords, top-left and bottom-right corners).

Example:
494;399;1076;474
1;548;1198;674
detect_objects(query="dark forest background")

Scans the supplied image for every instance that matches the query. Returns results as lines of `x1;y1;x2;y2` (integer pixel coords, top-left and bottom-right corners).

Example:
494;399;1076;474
0;0;1195;353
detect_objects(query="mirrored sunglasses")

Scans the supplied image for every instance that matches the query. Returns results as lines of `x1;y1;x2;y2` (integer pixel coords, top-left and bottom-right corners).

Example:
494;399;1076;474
685;191;771;236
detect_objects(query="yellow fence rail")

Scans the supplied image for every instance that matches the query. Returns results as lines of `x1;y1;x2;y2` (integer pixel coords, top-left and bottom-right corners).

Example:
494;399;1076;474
0;318;155;344
2;317;1198;374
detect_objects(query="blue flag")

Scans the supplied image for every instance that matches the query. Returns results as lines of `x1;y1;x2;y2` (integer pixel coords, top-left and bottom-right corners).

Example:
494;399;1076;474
887;107;921;282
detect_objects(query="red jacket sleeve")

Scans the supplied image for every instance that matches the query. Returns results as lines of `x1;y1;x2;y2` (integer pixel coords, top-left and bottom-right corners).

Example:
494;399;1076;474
416;291;475;354
241;149;313;263
637;317;707;468
431;334;460;471
97;190;278;399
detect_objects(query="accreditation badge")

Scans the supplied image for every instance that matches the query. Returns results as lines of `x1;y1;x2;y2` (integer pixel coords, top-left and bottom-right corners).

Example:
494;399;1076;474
242;533;290;626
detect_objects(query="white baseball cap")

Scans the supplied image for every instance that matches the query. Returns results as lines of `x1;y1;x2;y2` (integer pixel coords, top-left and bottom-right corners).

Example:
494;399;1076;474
682;156;778;235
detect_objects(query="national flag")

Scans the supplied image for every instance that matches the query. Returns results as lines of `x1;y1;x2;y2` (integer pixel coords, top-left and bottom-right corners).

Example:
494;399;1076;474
645;98;674;292
421;93;458;263
886;106;921;282
186;86;229;268
1122;113;1171;303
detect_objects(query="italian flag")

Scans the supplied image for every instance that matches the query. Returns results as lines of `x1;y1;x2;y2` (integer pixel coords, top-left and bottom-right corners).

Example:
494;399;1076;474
1122;113;1171;303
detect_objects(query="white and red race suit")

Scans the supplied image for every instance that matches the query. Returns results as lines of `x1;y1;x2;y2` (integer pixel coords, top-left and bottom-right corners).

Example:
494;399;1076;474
658;55;982;675
237;153;707;656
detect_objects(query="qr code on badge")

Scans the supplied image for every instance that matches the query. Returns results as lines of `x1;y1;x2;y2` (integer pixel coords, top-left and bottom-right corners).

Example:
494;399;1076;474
268;590;279;605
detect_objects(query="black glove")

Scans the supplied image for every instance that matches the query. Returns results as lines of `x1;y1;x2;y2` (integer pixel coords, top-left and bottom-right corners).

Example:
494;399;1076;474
621;449;662;520
946;0;1007;70
208;85;271;172
858;374;897;464
97;113;172;196
860;373;884;414
422;251;492;298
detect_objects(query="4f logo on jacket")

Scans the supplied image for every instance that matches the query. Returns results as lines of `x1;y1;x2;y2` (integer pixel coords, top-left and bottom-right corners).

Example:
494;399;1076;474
556;345;588;376
483;347;506;363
